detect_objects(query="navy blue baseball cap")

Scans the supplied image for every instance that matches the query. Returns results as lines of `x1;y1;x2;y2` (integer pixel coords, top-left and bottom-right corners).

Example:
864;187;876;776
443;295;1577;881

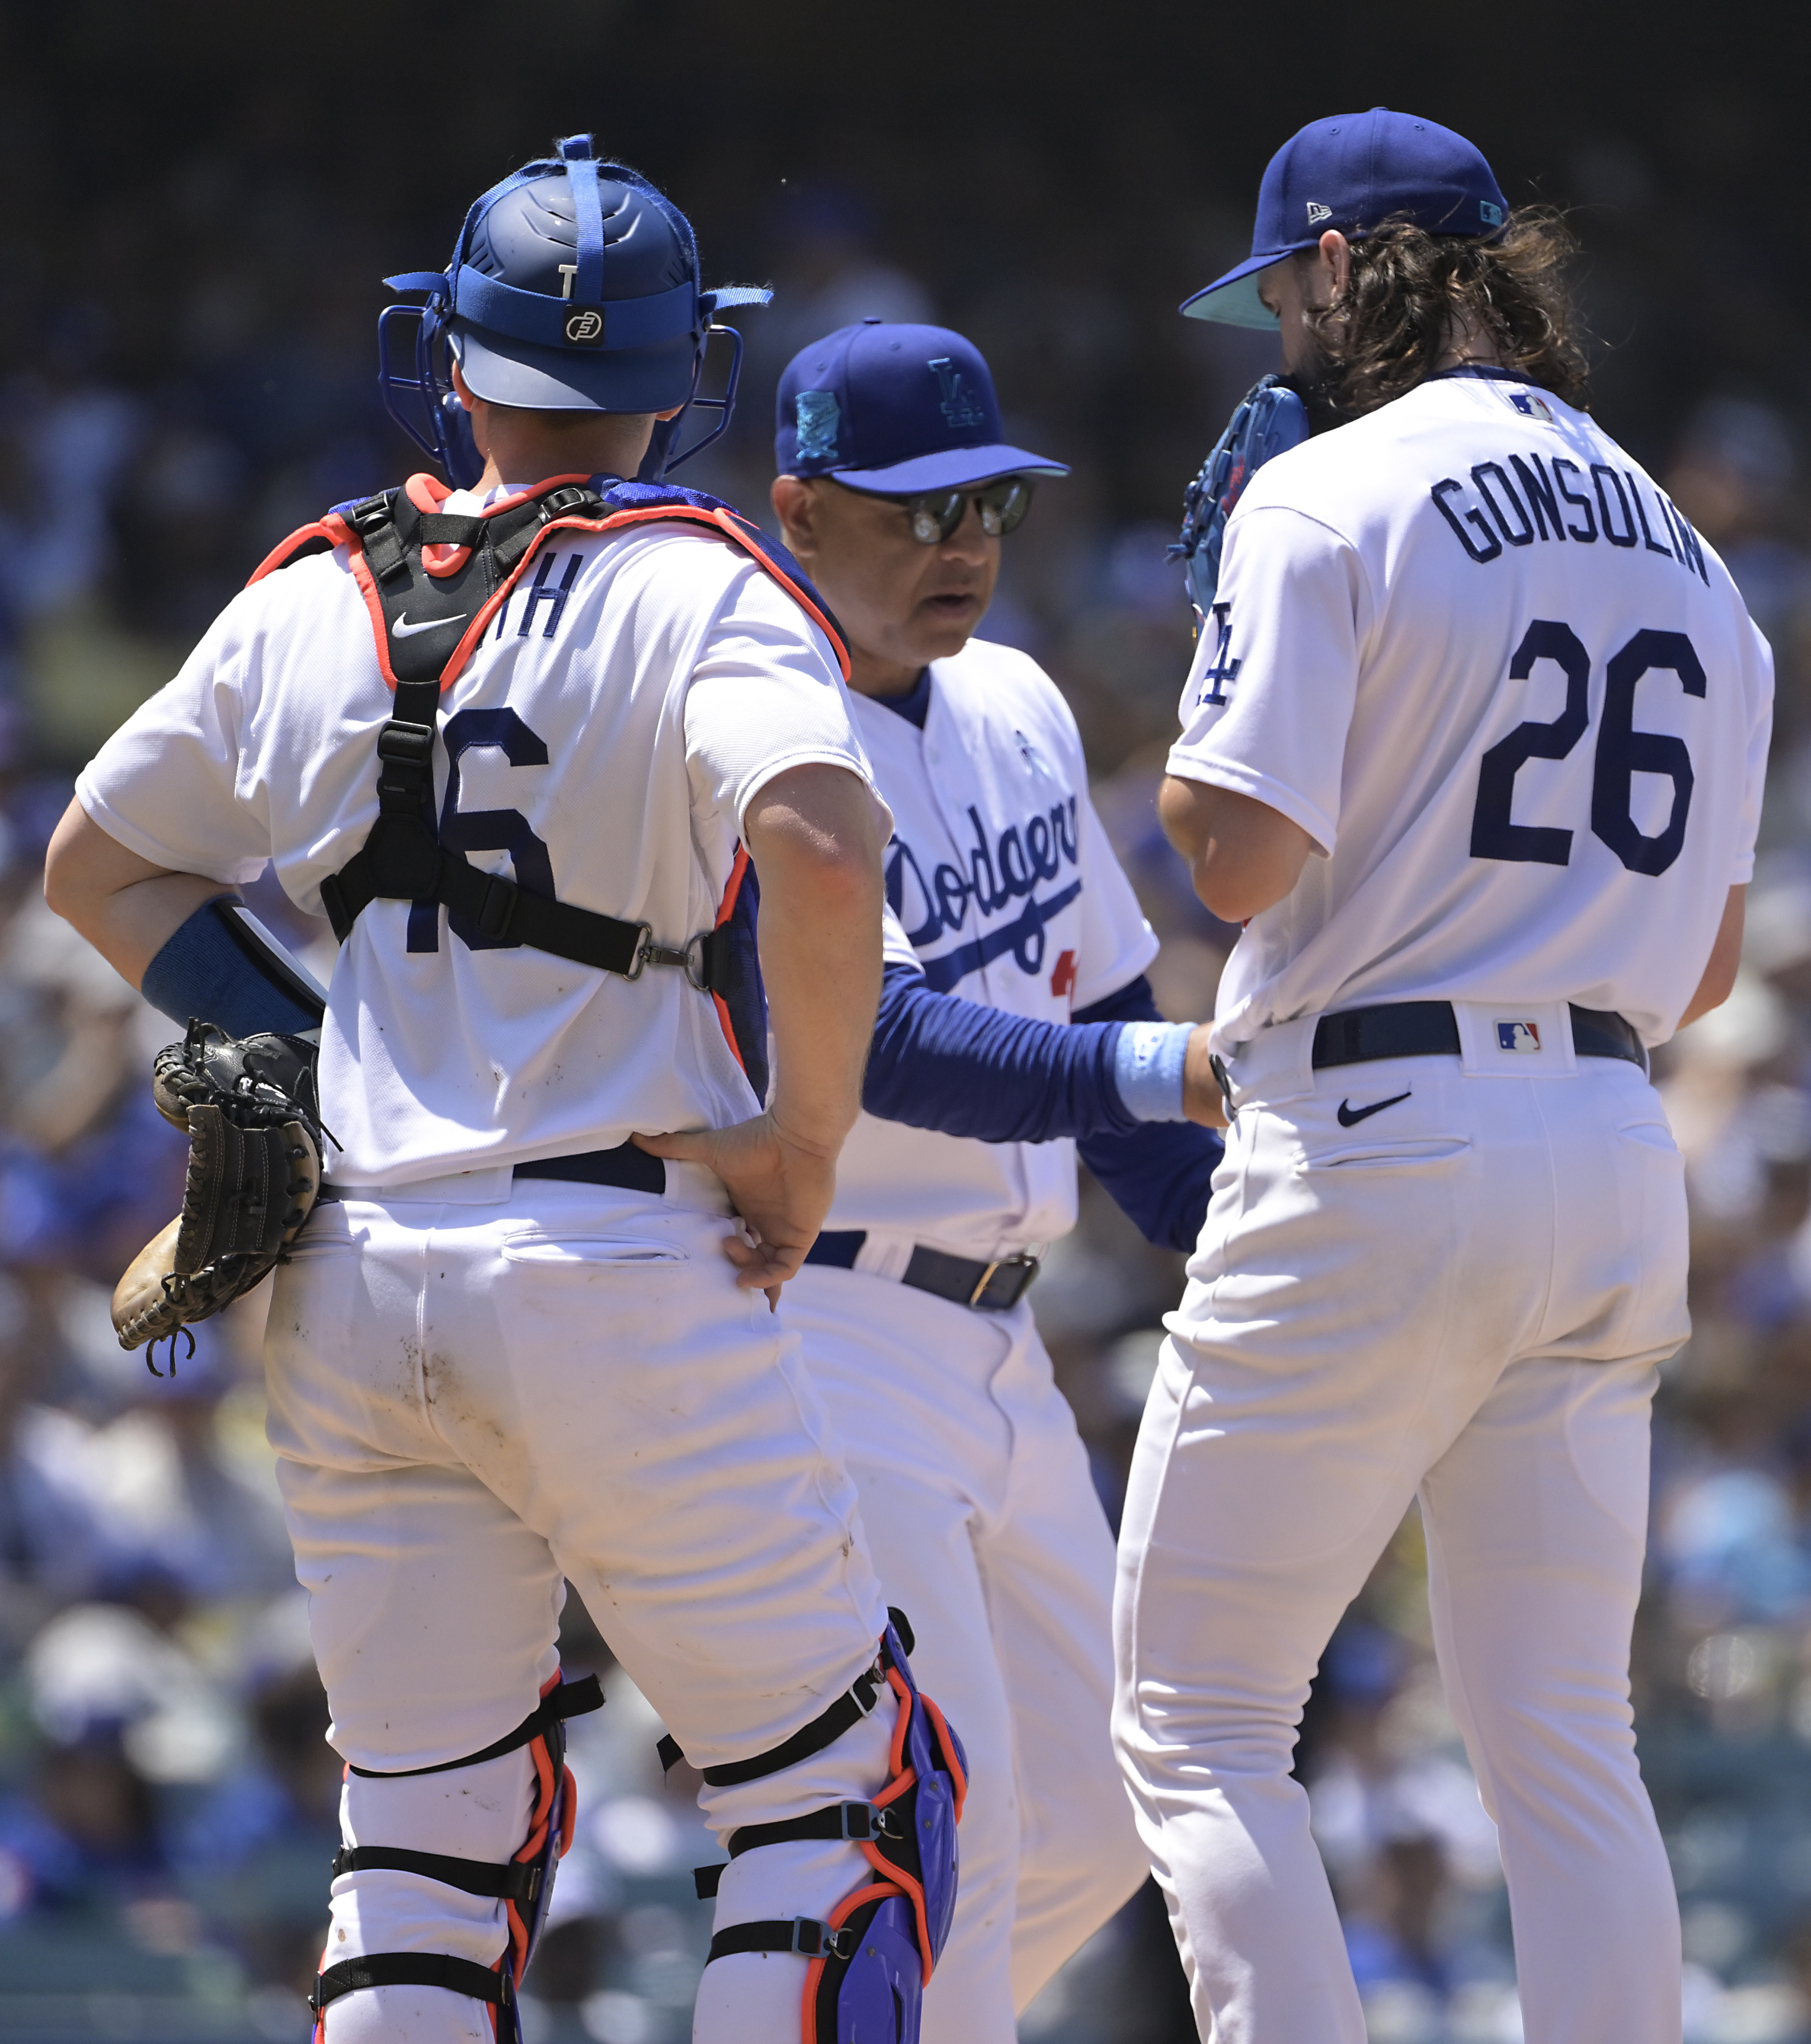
776;320;1068;492
1182;108;1510;330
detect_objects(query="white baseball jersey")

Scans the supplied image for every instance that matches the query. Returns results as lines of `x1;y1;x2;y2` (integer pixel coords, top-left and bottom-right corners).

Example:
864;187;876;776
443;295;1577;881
824;639;1158;1258
77;493;883;1186
1170;371;1773;1051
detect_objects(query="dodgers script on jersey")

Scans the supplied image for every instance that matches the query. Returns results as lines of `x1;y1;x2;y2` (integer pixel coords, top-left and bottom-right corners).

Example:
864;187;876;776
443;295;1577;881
1171;371;1774;1050
77;491;883;1185
827;639;1157;1258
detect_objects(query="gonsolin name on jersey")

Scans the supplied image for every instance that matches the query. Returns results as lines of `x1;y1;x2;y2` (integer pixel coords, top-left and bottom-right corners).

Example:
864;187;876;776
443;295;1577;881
1431;454;1708;581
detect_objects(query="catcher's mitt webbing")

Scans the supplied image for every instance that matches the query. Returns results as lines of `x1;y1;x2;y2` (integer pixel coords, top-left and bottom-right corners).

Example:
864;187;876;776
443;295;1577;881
113;1022;326;1367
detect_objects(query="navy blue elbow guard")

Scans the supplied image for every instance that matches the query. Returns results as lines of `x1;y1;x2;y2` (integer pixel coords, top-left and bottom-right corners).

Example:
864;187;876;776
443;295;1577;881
141;897;327;1041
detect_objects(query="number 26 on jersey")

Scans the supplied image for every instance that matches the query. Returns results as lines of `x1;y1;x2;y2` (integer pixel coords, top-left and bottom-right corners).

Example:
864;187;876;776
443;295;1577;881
1470;619;1703;878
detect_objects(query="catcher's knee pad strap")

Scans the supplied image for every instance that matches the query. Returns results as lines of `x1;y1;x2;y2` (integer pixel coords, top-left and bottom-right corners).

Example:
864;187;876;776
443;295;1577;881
692;1800;903;1899
333;1844;544;1904
310;1950;514;2019
657;1661;885;1787
657;1608;916;1786
697;1619;967;2044
347;1670;603;1780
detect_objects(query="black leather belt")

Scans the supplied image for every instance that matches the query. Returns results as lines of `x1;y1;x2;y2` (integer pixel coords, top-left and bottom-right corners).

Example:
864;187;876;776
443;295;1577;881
804;1230;1039;1311
319;1138;664;1204
1309;1001;1646;1072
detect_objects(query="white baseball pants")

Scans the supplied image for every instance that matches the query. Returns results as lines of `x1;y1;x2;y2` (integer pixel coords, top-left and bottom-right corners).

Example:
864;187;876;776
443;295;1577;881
784;1266;1148;2044
1113;1020;1689;2044
263;1178;898;2044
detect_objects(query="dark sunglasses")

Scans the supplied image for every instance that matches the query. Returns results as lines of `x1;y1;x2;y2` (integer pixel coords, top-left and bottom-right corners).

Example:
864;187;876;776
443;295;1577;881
870;477;1036;544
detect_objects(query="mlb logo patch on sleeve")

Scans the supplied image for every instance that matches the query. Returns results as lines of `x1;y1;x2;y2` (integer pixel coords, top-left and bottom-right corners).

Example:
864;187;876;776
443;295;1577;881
1497;1020;1541;1053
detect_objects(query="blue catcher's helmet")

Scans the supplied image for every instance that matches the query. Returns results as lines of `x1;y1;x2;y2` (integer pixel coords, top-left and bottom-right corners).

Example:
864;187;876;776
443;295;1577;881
379;135;770;487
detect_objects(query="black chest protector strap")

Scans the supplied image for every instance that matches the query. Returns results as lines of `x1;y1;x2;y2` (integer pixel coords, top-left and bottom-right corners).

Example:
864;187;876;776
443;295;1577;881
315;482;729;990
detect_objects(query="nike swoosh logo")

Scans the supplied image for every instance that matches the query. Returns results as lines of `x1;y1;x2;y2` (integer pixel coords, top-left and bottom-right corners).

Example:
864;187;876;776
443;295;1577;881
1337;1090;1412;1127
392;612;468;638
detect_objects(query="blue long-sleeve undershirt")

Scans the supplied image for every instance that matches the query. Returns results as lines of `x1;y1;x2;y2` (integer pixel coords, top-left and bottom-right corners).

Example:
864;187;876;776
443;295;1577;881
860;962;1222;1251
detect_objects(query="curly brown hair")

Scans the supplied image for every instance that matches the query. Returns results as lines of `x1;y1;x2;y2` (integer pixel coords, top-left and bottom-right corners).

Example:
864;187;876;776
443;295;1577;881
1297;207;1590;425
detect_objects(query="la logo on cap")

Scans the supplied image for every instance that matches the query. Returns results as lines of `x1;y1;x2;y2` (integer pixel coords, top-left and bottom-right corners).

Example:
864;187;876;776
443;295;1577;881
930;357;985;430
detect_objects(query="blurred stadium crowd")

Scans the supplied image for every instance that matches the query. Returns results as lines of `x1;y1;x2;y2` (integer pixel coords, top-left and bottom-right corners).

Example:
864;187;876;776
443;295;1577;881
0;19;1809;2042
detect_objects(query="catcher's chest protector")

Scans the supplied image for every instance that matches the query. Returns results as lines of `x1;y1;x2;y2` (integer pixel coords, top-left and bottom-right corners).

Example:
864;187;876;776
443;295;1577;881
249;473;849;1096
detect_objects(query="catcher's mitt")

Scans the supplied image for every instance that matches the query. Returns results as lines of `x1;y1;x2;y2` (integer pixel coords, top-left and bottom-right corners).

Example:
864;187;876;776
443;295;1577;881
113;1022;326;1368
1171;374;1310;618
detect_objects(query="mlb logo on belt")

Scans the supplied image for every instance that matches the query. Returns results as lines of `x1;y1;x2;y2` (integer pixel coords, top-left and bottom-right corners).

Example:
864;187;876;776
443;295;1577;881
1496;1020;1541;1053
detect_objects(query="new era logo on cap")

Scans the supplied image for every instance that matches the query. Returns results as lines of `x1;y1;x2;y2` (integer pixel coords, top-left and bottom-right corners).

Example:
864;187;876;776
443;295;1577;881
1306;201;1332;226
1497;1020;1542;1053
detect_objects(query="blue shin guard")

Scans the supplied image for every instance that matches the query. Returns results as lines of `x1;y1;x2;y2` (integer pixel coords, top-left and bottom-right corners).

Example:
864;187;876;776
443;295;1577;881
692;1616;967;2044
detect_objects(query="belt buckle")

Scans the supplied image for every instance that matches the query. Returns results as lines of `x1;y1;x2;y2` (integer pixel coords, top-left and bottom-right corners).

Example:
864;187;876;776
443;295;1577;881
969;1250;1039;1309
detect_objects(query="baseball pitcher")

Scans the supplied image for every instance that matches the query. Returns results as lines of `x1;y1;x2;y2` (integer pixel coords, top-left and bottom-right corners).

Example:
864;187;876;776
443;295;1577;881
1114;110;1771;2044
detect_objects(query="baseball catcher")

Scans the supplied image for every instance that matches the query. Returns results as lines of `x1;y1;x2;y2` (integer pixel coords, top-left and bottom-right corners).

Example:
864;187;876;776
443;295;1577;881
49;134;959;2044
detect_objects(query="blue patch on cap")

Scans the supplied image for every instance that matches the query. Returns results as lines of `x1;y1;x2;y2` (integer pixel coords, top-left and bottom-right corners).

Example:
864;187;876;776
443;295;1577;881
795;390;840;463
1480;199;1505;227
929;358;985;431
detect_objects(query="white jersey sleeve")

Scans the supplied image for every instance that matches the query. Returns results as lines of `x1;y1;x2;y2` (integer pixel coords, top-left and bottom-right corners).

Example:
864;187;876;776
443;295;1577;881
1172;503;1370;856
77;589;301;889
684;565;891;834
